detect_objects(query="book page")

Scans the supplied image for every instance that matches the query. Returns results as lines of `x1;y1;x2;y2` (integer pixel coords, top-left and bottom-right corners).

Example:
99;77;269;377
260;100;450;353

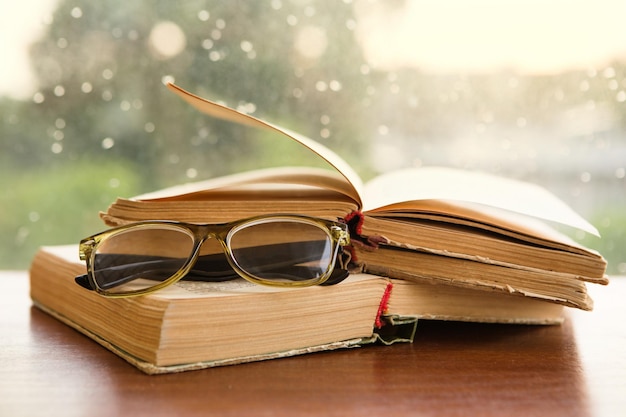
166;83;364;207
154;274;381;299
165;83;597;236
363;167;599;236
134;166;359;203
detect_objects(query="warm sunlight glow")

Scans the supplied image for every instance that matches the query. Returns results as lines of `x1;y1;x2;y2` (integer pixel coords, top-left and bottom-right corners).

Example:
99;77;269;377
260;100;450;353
0;0;58;99
354;0;626;74
149;21;187;59
2;0;626;99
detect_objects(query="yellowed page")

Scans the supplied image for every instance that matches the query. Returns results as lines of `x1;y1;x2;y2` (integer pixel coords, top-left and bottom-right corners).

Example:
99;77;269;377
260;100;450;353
166;83;364;206
134;166;357;203
363;167;599;236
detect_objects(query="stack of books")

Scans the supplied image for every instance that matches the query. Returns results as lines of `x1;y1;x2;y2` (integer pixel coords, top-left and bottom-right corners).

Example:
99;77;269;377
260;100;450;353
30;84;607;374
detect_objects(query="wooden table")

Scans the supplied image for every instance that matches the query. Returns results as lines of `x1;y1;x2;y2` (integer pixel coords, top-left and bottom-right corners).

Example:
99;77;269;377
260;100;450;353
1;271;624;417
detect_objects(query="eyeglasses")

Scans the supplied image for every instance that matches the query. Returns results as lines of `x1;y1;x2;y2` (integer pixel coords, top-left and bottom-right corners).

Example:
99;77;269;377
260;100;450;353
76;214;351;297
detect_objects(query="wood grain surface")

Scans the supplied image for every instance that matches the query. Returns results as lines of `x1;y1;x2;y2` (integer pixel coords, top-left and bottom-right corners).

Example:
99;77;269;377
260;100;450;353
1;271;623;417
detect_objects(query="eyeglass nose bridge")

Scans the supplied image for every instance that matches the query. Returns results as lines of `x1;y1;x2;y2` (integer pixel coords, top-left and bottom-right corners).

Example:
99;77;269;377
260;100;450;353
187;222;264;279
187;224;234;261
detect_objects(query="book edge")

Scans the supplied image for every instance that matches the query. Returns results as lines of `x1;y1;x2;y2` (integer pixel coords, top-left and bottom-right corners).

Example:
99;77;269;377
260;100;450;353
32;300;384;375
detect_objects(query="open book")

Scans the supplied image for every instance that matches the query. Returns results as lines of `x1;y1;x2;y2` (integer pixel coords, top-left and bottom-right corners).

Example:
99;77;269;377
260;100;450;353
29;245;566;374
101;83;607;311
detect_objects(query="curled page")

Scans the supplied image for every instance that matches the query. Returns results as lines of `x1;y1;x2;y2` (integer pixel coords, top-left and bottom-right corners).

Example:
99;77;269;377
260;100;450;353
166;83;364;208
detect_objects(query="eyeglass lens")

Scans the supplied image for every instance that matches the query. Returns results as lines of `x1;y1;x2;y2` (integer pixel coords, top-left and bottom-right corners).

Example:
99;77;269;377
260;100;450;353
93;225;194;294
227;219;334;283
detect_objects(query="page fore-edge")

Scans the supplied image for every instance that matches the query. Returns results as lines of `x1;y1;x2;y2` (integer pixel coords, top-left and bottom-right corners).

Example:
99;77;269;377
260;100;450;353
31;299;417;375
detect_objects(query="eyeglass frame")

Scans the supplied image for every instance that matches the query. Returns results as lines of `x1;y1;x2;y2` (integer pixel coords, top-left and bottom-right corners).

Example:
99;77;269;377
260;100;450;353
77;214;351;298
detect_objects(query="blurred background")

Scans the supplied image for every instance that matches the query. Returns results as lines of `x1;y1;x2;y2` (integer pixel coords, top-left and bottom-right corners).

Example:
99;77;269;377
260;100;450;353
1;0;624;274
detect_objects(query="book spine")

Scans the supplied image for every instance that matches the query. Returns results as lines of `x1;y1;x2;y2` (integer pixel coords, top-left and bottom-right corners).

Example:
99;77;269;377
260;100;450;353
343;210;388;264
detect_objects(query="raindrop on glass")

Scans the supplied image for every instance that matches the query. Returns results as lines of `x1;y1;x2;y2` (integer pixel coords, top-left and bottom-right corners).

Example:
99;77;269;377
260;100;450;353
240;40;253;53
329;80;342;92
198;10;210;21
580;172;591;183
102;69;114;80
81;82;93;93
102;137;115;149
70;7;82;18
315;81;328;92
51;143;63;154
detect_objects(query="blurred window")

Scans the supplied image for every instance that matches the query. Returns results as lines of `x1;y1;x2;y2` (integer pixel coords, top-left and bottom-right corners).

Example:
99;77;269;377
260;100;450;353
1;0;624;274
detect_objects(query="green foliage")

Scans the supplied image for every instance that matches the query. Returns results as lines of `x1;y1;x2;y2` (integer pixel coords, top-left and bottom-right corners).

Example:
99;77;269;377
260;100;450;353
22;0;372;185
0;161;142;268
